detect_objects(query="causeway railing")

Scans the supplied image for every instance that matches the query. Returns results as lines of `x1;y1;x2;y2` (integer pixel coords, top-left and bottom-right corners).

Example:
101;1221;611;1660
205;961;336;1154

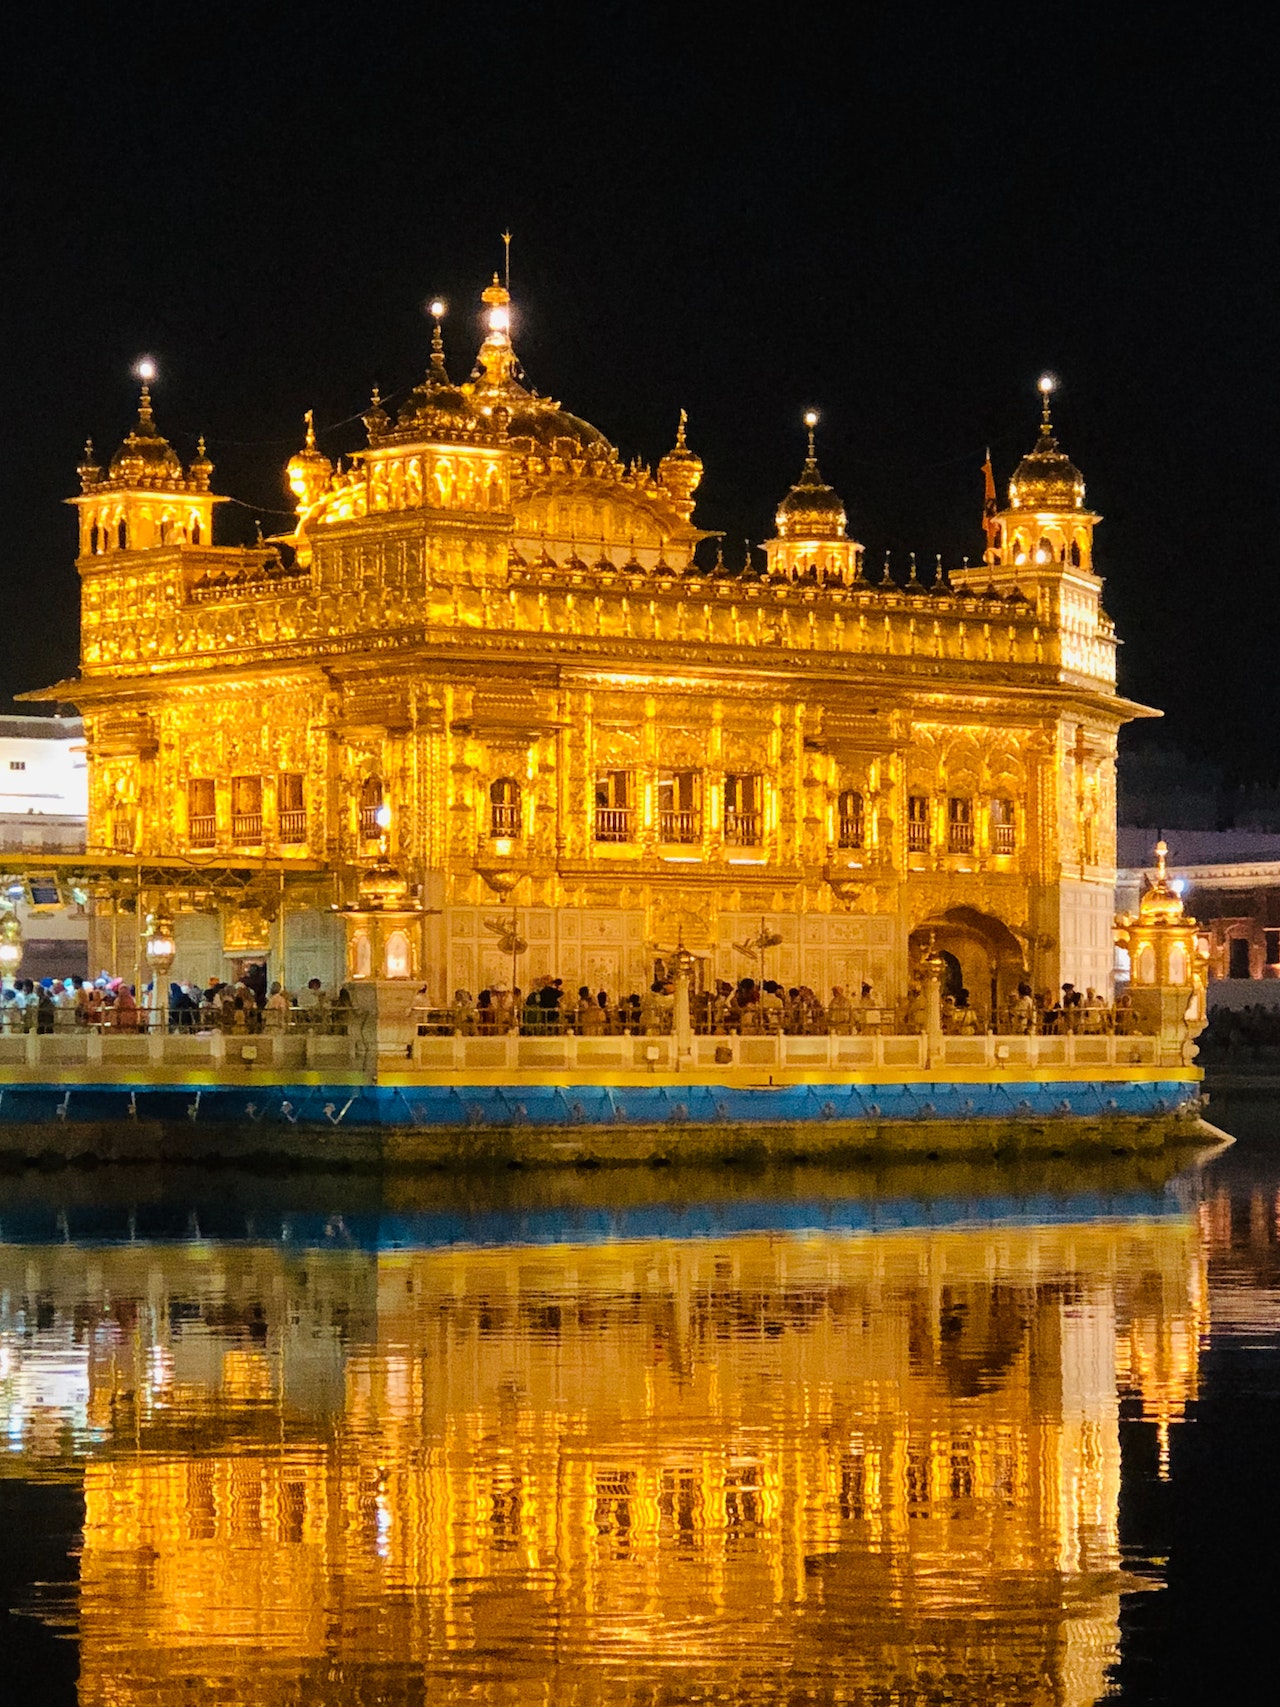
409;1031;1165;1073
0;1025;1170;1076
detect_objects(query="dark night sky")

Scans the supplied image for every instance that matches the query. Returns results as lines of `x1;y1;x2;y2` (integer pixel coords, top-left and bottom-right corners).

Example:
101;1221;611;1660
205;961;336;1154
1;4;1275;777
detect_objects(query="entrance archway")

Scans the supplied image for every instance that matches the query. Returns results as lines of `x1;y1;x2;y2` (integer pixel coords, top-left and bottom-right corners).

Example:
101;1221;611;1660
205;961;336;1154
909;907;1028;1028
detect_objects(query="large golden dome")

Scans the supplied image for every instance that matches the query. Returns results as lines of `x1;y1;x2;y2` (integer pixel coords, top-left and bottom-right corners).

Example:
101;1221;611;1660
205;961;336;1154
505;399;614;457
775;418;847;540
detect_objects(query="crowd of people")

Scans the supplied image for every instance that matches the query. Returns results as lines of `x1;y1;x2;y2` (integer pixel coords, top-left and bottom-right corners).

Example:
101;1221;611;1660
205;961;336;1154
0;971;354;1035
4;967;1144;1042
428;975;1136;1038
429;977;887;1037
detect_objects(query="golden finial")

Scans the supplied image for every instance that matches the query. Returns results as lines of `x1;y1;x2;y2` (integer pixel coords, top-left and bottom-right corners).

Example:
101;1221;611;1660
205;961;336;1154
676;407;688;448
428;302;449;383
1038;373;1055;431
1154;838;1169;882
303;408;316;450
502;231;512;293
803;408;819;467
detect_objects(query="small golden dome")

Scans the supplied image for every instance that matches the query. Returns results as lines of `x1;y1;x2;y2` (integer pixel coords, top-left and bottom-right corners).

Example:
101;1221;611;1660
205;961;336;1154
1009;426;1085;512
775;415;847;540
1138;841;1186;925
109;384;184;484
188;435;214;492
1008;384;1084;511
286;410;332;510
658;409;702;520
358;857;411;910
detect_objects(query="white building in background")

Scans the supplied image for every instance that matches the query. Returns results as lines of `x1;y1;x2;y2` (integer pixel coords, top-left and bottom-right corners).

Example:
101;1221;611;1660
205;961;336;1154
0;713;89;980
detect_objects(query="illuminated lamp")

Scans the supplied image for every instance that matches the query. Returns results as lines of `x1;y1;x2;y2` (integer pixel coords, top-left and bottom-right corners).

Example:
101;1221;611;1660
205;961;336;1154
0;911;22;977
144;910;177;976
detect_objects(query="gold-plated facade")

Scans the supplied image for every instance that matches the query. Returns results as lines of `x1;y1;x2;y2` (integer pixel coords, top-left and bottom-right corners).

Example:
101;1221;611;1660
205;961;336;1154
33;283;1148;1004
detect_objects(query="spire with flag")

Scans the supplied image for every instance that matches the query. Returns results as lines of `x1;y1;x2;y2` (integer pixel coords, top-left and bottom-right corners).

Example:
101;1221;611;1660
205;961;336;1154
982;447;999;561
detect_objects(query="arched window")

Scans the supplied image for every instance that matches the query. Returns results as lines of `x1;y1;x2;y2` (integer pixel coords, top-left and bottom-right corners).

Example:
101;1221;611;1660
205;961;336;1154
837;789;864;849
117;519;128;549
159;518;170;545
991;797;1016;854
359;775;384;842
384;929;411;979
352;931;373;980
1135;943;1156;985
1168;943;1188;986
490;777;521;838
191;518;201;545
993;524;1003;550
1069;539;1082;566
89;523;100;554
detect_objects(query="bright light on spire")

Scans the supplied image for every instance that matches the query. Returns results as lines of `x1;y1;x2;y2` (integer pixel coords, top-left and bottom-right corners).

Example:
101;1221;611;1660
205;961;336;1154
428;298;446;319
803;409;819;428
135;357;157;383
1038;373;1055;394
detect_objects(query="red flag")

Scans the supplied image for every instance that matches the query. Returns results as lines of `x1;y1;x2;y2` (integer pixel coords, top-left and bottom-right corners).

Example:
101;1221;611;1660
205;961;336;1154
982;448;998;557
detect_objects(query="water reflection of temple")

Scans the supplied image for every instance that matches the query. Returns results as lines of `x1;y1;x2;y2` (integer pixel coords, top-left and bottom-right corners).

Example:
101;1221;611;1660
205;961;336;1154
0;1220;1206;1705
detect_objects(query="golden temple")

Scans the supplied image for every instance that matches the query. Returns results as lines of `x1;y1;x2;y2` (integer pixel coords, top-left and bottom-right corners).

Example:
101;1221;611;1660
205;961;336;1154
29;278;1148;1008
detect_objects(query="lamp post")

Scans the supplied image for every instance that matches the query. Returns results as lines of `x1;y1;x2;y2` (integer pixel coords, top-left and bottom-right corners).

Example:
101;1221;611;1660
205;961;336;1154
144;909;177;1030
671;937;696;1067
0;909;23;982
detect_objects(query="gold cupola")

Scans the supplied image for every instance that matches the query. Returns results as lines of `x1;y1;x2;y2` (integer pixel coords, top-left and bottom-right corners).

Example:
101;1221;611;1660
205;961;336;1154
657;410;703;521
70;372;223;557
774;411;847;540
286;410;333;513
107;381;184;486
1008;377;1086;513
764;410;863;585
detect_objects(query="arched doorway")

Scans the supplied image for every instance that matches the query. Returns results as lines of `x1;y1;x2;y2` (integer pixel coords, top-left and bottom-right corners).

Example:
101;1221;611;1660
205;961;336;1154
909;907;1028;1028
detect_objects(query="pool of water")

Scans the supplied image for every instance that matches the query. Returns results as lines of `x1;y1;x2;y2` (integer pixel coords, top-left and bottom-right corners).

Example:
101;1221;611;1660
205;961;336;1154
0;1106;1276;1703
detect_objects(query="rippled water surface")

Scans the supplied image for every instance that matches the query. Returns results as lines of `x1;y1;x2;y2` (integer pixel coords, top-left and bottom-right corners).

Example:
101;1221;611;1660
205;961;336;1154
2;1117;1279;1704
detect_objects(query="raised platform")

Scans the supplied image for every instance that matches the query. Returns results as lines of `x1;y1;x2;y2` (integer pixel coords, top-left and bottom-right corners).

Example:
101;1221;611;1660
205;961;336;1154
0;1024;1204;1168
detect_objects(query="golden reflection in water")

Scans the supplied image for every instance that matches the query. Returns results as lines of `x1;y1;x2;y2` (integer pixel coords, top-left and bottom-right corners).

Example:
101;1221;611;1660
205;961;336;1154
0;1219;1206;1705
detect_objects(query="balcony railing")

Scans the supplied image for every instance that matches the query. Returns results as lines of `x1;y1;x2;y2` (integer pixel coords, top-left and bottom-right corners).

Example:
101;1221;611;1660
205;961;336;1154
838;819;864;849
112;816;135;853
948;821;974;854
231;811;263;843
189;813;217;848
907;820;929;853
279;809;307;845
595;806;633;843
659;808;701;844
359;805;383;841
490;803;521;838
993;822;1015;854
723;810;760;846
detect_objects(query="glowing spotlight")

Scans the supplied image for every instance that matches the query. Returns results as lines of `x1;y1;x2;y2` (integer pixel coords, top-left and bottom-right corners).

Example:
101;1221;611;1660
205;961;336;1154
487;304;510;335
428;298;446;319
1038;373;1056;395
374;803;392;830
135;356;157;383
803;409;819;428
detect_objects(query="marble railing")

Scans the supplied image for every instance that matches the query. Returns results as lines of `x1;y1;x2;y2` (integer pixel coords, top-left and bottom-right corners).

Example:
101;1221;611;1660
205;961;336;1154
0;1027;1174;1076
